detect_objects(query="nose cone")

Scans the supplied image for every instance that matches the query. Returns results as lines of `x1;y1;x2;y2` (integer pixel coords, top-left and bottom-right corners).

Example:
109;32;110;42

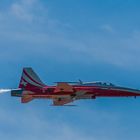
118;86;140;96
11;89;23;97
132;89;140;94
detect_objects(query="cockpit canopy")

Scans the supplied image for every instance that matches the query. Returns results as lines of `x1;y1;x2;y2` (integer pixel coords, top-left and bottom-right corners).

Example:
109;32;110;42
55;81;115;87
81;82;115;86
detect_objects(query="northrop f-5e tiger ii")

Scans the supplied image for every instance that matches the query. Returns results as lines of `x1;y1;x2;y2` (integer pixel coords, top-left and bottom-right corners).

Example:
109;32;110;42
5;68;140;106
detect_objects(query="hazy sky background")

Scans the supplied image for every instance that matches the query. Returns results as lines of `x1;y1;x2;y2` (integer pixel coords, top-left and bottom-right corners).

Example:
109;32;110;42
0;0;140;140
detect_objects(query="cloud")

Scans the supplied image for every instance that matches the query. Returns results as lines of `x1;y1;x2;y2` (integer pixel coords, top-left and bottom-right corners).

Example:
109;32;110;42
10;0;43;22
11;2;32;22
0;98;139;140
0;99;122;140
0;0;47;27
0;0;140;70
0;1;140;140
100;24;114;33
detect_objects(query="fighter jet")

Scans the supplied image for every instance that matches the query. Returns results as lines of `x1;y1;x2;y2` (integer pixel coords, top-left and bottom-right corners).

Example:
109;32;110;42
10;68;140;106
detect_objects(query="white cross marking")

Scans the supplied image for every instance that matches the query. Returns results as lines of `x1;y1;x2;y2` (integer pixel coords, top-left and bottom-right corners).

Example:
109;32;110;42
21;80;27;86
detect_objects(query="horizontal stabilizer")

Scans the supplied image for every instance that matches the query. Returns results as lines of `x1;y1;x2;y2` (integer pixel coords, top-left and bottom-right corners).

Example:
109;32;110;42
21;95;33;103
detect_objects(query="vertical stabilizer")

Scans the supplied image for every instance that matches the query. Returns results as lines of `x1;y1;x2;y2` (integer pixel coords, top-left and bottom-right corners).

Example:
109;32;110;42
19;68;45;89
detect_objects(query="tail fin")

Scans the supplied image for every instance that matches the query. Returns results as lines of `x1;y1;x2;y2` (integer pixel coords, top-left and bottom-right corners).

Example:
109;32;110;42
19;67;45;90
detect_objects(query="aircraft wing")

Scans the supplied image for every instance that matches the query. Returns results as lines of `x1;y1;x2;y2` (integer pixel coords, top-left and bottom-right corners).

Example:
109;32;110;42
52;90;87;106
49;82;87;106
54;82;73;93
52;98;74;106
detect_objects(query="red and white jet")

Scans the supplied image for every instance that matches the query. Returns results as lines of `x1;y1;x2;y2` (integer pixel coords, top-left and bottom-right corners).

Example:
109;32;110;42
11;68;140;106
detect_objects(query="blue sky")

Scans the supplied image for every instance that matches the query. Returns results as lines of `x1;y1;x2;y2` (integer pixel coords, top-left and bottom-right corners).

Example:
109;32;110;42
1;0;140;140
